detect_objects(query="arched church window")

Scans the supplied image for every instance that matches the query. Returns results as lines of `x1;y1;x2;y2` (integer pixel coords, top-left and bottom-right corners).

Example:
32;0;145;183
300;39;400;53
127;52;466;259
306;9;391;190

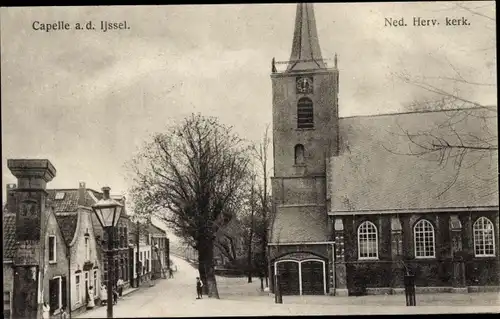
414;219;435;258
297;98;314;129
473;217;495;257
294;144;305;165
358;221;378;259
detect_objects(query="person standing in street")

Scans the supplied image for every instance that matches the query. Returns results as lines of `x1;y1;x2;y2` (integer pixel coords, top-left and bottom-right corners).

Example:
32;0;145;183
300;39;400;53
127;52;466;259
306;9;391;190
196;277;203;299
59;306;68;319
42;302;50;319
100;283;108;306
169;268;174;278
117;277;124;297
87;286;95;309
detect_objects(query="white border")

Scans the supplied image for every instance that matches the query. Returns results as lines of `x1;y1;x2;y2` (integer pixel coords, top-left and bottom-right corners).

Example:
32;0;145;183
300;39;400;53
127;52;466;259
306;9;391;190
48;235;57;263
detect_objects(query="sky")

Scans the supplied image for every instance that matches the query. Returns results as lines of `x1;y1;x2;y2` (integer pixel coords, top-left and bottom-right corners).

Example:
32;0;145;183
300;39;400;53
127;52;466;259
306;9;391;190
1;2;496;216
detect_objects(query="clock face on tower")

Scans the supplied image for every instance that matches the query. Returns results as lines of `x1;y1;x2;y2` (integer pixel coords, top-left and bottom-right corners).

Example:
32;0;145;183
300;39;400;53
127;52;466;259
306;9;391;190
296;76;313;94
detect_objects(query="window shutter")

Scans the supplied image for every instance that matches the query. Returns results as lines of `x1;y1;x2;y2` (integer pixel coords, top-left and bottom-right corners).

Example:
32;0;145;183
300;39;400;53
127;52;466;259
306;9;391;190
61;276;67;308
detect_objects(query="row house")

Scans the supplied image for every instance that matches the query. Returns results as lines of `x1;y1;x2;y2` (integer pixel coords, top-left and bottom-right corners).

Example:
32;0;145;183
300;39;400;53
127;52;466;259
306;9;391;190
127;219;152;285
90;195;132;290
3;160;70;319
148;223;169;278
46;182;101;315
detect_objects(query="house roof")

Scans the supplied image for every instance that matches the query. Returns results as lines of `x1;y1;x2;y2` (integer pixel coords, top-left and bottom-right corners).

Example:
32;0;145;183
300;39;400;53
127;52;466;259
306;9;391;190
270;206;328;243
330;107;498;213
46;189;101;212
3;214;17;261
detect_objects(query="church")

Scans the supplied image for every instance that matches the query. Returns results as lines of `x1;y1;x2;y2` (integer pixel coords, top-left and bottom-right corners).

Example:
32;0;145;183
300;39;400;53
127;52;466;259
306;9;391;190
268;3;498;296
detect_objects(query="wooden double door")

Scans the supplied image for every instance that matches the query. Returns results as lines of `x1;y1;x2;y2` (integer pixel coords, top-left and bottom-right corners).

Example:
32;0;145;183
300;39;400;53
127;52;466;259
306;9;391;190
276;260;325;295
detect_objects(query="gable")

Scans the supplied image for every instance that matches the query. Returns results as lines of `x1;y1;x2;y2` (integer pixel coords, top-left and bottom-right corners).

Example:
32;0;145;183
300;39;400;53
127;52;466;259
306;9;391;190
331;107;498;212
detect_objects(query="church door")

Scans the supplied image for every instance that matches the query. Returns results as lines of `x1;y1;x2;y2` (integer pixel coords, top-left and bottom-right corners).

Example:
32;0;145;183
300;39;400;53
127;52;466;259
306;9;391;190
301;260;325;295
277;261;300;295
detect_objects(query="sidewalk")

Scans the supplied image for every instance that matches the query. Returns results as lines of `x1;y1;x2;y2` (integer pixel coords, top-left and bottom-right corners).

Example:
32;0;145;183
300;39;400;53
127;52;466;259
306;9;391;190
74;286;140;318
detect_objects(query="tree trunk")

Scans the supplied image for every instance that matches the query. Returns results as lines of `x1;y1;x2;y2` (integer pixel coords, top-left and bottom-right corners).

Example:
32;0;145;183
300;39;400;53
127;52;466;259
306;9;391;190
247;230;253;283
198;239;219;299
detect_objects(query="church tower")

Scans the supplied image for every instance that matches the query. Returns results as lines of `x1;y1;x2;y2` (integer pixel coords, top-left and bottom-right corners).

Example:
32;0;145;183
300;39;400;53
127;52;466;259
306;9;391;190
271;2;339;215
268;3;339;296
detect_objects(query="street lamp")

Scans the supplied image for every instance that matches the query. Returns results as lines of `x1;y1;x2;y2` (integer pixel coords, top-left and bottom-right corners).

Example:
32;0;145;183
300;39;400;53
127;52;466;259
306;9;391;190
92;187;123;319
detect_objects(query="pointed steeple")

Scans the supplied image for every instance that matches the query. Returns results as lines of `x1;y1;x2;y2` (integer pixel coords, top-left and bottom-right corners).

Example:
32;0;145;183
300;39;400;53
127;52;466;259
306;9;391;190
286;3;326;72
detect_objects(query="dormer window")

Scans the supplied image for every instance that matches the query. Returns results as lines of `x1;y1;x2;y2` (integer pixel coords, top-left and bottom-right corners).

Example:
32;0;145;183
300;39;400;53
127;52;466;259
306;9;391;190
55;192;65;200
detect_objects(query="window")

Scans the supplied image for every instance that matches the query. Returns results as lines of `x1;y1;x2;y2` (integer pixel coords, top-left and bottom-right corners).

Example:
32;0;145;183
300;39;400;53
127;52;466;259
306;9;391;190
4;291;11;319
414;219;435;258
48;235;56;263
473;217;496;257
294;144;305;165
55;192;65;200
85;237;90;261
297;97;314;129
357;221;378;259
75;274;81;304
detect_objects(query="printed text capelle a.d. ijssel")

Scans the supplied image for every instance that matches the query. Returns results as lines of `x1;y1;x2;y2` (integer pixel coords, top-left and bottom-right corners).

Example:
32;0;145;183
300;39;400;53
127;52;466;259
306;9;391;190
31;20;130;32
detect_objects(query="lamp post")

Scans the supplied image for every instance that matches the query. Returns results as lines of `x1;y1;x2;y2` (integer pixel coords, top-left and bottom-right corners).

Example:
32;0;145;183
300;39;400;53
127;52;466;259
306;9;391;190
91;187;123;319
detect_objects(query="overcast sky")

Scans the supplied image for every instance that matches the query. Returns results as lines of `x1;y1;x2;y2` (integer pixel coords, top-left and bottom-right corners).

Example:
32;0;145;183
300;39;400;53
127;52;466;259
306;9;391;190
1;2;496;204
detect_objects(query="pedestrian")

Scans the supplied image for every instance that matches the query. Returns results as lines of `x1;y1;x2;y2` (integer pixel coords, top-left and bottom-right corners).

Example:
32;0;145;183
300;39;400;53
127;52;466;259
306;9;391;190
59;306;68;319
196;277;203;299
112;286;119;305
87;286;95;309
117;277;124;297
42;302;50;319
174;265;178;272
168;268;174;278
100;283;108;306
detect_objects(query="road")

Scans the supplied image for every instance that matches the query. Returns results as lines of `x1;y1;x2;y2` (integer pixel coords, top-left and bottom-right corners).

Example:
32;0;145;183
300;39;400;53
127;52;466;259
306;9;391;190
76;256;499;317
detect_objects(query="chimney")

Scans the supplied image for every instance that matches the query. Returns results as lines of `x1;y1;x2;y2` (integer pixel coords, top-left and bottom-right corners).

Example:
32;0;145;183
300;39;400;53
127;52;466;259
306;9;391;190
102;186;111;200
6;183;17;214
78;181;86;206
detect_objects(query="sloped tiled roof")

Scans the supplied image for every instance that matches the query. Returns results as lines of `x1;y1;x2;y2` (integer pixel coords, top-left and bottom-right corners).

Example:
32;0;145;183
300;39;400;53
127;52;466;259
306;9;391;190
330;107;498;212
46;188;101;212
3;214;17;260
55;214;79;246
270;206;328;243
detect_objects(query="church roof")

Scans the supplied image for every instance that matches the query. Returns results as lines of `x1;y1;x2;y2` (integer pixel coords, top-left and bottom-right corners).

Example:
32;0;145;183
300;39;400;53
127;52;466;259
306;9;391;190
330;107;498;213
286;3;327;72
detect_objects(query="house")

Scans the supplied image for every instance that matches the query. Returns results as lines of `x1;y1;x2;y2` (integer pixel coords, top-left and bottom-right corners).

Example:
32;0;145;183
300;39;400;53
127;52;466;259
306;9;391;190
268;3;499;296
148;223;169;278
90;193;132;290
127;219;152;285
46;182;102;314
3;160;70;318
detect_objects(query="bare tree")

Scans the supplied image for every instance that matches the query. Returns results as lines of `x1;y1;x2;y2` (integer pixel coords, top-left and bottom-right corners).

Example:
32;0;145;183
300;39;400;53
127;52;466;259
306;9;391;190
252;124;272;290
127;113;251;298
389;2;497;196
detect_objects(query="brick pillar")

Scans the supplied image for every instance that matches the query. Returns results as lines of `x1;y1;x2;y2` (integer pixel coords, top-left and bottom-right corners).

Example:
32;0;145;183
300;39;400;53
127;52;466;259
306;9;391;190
334;217;348;296
449;215;467;293
8;159;56;319
328;243;335;295
390;216;405;294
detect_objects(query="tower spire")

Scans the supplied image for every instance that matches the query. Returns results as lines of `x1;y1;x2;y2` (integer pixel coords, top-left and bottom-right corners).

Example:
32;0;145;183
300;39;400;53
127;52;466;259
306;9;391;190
286;3;326;72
